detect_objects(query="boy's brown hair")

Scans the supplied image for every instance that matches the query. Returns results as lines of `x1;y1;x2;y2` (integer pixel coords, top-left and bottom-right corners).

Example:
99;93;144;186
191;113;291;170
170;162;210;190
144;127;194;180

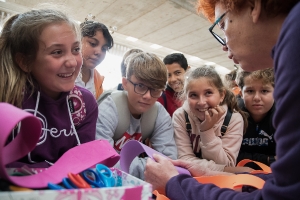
126;52;167;90
237;68;274;89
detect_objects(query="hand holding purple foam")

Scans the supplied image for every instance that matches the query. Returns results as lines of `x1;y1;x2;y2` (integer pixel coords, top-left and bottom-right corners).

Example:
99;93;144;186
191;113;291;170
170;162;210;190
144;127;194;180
120;140;191;176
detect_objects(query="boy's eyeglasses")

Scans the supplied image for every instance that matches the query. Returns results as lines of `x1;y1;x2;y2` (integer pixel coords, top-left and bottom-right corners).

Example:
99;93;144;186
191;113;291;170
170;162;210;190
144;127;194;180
209;12;227;46
127;79;163;98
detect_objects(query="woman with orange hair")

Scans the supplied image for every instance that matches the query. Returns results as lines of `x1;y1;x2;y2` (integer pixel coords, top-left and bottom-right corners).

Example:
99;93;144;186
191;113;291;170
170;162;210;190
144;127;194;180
144;0;300;199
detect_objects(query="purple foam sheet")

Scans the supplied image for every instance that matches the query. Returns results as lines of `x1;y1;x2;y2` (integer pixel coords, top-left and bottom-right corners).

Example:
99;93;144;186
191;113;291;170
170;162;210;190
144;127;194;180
120;140;191;175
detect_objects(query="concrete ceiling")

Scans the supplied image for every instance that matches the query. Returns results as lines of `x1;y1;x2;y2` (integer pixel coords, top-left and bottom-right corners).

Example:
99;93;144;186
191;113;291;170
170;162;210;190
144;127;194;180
0;0;235;72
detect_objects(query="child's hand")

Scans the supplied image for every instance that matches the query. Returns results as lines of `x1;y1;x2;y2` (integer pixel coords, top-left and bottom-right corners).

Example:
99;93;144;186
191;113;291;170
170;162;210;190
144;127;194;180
199;105;225;131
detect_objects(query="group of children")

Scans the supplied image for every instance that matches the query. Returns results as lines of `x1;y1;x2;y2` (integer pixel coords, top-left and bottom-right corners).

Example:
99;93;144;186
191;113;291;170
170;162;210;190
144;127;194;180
0;4;276;191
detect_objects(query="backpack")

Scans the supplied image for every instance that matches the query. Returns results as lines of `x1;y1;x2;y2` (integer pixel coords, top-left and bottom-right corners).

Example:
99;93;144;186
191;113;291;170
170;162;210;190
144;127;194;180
161;92;167;108
184;109;232;158
184;109;232;136
97;90;158;141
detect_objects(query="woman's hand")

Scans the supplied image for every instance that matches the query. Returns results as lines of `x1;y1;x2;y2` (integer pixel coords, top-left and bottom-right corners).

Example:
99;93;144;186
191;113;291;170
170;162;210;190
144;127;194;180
144;154;179;195
200;105;226;131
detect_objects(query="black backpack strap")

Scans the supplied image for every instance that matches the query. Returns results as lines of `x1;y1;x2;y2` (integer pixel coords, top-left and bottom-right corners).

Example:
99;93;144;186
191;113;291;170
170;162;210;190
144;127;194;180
220;109;232;136
184;110;192;133
117;83;124;90
161;92;167;108
184;110;202;158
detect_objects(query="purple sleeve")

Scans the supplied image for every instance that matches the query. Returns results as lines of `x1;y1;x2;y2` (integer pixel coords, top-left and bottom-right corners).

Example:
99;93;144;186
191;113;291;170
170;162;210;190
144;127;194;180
76;88;98;143
265;1;300;198
165;3;300;200
166;174;261;200
244;173;273;181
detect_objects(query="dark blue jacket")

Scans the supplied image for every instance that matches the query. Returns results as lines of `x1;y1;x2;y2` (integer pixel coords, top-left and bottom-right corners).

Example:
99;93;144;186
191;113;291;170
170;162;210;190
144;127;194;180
237;104;276;167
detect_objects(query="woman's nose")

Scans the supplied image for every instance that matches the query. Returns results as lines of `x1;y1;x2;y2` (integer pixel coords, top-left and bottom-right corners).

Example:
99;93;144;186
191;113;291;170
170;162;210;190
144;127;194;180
222;44;228;52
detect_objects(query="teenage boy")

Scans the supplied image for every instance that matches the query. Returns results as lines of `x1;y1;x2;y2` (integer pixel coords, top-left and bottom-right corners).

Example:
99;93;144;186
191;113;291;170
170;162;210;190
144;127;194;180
157;53;190;117
237;68;276;167
96;52;177;180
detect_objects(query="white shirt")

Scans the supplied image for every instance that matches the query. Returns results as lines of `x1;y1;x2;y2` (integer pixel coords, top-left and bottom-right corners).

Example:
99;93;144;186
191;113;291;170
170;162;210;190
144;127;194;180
75;69;95;97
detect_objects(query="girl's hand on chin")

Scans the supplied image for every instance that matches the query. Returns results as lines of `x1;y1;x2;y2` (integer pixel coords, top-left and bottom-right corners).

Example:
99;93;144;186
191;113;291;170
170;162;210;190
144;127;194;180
199;105;225;131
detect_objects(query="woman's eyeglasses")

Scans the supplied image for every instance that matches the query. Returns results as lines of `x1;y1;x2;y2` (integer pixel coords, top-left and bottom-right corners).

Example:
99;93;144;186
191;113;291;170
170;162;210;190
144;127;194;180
209;12;227;46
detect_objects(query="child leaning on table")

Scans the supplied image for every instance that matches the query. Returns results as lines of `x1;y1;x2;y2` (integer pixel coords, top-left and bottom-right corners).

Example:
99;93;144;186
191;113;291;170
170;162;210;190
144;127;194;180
96;52;177;180
172;66;248;170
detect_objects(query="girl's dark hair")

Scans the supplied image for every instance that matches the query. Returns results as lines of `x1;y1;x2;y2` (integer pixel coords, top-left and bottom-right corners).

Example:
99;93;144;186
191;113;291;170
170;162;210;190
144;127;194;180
182;66;248;133
80;21;114;49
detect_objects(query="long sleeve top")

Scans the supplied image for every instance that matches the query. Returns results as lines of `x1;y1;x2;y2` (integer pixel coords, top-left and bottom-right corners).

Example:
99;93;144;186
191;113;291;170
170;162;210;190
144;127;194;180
166;2;300;199
173;101;243;168
8;86;98;168
75;69;104;99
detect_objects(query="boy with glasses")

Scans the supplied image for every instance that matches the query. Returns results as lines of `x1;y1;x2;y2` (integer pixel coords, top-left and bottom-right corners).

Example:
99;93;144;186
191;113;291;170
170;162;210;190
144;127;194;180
96;52;177;180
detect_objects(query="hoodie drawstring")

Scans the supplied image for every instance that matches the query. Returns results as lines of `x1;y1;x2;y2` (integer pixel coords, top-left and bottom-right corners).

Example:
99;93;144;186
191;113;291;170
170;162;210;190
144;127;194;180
66;96;81;146
28;91;41;164
28;91;81;165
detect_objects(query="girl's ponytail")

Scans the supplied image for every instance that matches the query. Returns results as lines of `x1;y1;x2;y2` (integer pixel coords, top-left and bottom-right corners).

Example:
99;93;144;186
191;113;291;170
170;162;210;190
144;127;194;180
222;88;248;133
